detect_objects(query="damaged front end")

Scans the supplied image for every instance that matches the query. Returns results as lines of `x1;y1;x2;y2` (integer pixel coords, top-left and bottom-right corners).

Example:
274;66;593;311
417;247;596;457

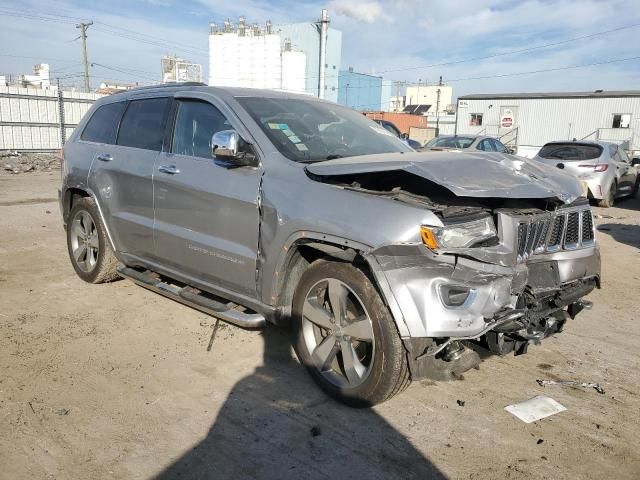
306;152;601;381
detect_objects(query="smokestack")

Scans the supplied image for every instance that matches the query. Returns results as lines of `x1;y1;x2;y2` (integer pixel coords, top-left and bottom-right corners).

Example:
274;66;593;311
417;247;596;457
318;9;329;99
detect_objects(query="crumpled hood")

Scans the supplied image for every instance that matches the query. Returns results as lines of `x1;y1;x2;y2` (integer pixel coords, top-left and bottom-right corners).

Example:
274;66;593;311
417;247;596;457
306;151;583;203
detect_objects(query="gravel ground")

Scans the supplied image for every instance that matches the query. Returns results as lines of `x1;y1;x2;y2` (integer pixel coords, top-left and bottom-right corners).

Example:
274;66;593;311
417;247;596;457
1;152;61;175
1;171;639;480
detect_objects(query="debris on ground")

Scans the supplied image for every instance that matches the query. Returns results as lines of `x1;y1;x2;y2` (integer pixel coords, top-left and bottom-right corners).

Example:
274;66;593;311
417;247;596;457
537;379;605;394
310;425;322;437
456;399;465;407
537;438;544;445
55;408;70;416
2;152;61;174
504;395;567;423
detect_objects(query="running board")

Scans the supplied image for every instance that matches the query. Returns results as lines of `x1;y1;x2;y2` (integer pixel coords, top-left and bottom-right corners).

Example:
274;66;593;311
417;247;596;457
117;265;266;328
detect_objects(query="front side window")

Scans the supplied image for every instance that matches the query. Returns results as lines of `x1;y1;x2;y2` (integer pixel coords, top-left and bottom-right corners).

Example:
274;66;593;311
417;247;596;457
470;113;483;126
478;139;496;151
81;101;126;144
236;97;410;162
491;139;506;152
171;100;232;158
612;114;631;129
117;98;169;151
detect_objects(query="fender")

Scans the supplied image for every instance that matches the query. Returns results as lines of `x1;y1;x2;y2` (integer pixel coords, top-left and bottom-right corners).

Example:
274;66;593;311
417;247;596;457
267;230;411;337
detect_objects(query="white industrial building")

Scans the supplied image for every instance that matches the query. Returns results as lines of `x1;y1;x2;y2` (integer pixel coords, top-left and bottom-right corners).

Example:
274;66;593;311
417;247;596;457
208;17;307;94
390;84;454;113
455;90;640;158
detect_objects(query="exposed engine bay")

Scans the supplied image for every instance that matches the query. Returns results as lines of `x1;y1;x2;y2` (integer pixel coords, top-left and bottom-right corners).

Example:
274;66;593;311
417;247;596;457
306;156;600;381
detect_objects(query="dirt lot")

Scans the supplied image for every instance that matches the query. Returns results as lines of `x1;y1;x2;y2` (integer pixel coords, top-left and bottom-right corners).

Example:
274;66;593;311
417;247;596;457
1;171;639;480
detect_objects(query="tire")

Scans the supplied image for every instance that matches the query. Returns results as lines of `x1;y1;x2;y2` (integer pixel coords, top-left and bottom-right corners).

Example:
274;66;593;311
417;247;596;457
292;260;410;407
66;197;119;284
597;182;616;208
632;177;640;197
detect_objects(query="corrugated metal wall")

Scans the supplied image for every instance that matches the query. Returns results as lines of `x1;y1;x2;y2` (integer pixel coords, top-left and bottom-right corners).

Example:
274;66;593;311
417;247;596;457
455;96;640;157
0;86;103;151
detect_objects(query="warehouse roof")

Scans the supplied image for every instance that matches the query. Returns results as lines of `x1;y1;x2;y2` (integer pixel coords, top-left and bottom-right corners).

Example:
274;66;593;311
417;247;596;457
458;90;640;100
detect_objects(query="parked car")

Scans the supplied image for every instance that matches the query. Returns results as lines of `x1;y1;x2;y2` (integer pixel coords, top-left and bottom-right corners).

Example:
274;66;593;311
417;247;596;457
423;135;514;153
60;84;600;406
372;119;423;149
533;141;640;207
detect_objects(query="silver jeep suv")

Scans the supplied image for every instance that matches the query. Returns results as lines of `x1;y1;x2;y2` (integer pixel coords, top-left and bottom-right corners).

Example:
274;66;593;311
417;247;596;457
59;84;600;406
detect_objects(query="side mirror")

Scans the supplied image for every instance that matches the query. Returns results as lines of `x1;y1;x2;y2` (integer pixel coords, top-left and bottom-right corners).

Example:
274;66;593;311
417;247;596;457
505;146;517;154
211;130;257;167
632;158;640;167
401;133;409;139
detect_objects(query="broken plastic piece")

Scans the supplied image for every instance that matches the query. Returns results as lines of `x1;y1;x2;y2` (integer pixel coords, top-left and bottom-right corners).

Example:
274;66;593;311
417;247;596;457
536;379;605;394
505;395;566;423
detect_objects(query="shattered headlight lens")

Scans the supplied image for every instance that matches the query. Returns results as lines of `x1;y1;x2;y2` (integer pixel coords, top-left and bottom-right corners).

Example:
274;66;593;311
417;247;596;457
421;217;497;250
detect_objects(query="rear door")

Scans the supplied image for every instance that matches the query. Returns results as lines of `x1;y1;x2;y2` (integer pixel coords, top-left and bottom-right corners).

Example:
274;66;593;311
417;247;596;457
152;96;262;296
87;96;169;258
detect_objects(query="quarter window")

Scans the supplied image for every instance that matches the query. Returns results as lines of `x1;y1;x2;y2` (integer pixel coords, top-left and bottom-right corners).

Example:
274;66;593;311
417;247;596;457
470;113;483;126
612;114;631;128
171;100;232;159
81;101;126;144
117;98;169;151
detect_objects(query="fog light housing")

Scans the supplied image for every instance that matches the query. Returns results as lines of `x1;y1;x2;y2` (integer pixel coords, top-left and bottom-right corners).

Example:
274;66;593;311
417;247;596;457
439;285;476;308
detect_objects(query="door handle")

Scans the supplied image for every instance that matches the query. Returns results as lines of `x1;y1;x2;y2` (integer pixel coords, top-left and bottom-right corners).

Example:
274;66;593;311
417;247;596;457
96;153;113;162
158;165;180;175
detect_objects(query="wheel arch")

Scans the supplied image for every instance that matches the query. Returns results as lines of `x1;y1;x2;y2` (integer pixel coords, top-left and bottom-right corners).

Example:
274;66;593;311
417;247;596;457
269;232;410;336
62;186;117;252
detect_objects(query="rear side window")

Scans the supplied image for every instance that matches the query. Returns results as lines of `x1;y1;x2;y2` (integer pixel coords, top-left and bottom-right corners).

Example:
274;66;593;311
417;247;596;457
81;101;126;144
117;98;169;151
538;143;603;161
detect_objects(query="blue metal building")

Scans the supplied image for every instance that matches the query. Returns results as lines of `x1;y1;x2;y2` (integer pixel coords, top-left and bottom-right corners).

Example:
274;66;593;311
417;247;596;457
277;23;342;103
338;68;383;111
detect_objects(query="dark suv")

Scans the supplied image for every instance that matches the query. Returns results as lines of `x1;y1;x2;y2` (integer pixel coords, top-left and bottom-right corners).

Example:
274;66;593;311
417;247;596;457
60;84;600;406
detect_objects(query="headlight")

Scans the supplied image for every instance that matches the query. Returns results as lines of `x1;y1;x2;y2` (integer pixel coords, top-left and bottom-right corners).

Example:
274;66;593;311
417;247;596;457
421;217;497;250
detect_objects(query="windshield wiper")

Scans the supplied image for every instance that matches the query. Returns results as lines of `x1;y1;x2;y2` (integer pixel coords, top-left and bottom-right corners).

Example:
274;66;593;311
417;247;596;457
325;154;344;160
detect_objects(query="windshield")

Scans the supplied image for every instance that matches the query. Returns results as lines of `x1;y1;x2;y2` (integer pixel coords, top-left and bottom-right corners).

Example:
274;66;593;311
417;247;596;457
236;97;411;162
538;143;603;161
425;136;474;149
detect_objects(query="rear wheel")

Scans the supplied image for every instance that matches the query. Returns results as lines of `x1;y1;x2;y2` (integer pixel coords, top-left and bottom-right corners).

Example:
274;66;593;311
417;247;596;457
66;197;119;283
597;182;616;208
292;260;410;406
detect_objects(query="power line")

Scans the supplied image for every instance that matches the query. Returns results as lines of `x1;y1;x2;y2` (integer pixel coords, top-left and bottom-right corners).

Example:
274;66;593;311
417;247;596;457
445;55;640;83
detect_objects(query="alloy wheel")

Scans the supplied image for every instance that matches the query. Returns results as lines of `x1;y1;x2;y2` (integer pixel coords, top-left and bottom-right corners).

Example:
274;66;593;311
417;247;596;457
301;278;375;388
70;210;99;272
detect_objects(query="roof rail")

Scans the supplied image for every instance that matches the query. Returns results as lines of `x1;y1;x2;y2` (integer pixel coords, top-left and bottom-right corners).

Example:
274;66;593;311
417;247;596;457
127;82;207;92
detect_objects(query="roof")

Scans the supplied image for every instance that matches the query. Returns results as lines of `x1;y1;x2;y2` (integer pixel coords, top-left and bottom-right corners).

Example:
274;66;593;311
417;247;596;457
102;84;326;103
458;90;640;100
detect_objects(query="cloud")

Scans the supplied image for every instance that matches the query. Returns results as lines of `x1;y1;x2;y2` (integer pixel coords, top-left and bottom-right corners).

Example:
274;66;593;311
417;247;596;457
329;0;387;23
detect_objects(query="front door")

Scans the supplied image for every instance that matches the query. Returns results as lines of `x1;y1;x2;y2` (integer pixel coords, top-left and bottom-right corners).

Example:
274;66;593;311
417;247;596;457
153;97;262;296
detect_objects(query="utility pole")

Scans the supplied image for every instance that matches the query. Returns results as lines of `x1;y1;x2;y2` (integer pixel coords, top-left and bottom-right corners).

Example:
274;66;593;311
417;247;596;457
317;9;329;99
435;76;442;136
76;21;93;93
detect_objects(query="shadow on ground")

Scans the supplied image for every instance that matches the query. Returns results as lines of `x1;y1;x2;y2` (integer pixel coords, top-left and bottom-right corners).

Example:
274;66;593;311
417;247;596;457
154;328;445;480
597;223;640;249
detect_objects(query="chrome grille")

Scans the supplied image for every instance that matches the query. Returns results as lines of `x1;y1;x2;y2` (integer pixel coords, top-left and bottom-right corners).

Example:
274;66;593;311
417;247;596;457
515;207;595;262
564;212;580;248
582;210;594;243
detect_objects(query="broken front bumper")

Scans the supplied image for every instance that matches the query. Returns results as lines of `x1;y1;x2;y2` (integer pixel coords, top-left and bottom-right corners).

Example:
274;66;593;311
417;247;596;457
367;244;601;339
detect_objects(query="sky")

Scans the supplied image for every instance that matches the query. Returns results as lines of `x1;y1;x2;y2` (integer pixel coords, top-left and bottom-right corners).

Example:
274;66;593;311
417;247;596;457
0;0;639;99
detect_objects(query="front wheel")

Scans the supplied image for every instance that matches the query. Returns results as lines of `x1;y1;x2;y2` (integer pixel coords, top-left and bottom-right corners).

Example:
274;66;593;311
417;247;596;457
292;260;410;407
